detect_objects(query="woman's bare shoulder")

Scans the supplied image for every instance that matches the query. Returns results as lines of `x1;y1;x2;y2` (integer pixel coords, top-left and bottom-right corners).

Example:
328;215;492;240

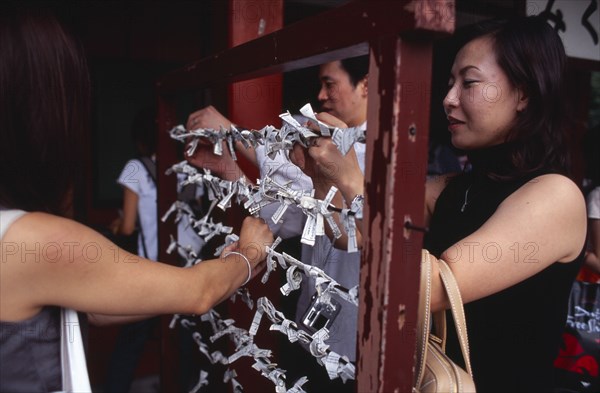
512;173;584;207
3;212;79;242
499;173;586;262
2;212;109;265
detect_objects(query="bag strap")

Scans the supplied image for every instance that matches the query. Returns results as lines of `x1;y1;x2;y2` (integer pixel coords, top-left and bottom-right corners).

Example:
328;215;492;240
437;259;473;377
134;157;155;259
138;223;149;259
60;308;92;392
415;250;474;388
135;156;198;259
138;156;157;185
415;250;433;387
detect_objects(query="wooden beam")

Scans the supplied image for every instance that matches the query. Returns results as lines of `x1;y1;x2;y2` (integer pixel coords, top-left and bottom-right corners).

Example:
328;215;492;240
156;0;453;93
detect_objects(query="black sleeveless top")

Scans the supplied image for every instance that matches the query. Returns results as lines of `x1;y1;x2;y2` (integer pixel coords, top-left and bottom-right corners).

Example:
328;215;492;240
424;145;583;392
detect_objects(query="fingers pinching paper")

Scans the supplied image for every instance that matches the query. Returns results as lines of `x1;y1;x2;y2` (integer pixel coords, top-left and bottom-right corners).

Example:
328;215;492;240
164;104;365;391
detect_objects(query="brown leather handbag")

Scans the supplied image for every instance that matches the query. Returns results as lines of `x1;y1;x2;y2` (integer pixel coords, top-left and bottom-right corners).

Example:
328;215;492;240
414;250;476;393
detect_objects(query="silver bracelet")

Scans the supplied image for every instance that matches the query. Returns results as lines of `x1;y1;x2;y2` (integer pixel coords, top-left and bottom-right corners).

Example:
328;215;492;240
224;251;252;286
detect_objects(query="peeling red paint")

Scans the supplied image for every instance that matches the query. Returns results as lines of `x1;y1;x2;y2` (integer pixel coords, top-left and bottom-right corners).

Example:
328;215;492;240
406;0;456;33
398;304;407;330
359;35;440;393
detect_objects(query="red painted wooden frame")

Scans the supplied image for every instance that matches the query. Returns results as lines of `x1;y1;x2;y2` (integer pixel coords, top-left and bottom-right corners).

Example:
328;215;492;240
156;1;454;391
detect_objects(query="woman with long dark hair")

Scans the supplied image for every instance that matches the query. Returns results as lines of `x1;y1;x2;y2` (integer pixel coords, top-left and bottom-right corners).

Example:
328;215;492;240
0;5;272;391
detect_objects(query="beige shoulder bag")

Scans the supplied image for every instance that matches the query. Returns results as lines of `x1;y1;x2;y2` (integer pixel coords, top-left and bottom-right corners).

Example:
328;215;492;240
414;250;476;393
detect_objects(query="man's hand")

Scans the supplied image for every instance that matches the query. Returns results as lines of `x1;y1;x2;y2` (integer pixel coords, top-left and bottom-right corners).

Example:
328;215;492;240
185;106;243;181
290;112;364;250
186;105;258;168
290;112;363;200
186;105;232;130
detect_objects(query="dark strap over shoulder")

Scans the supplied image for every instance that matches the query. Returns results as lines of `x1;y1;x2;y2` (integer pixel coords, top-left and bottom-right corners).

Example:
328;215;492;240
138;156;157;185
134;156;200;259
134;156;156;259
137;156;196;203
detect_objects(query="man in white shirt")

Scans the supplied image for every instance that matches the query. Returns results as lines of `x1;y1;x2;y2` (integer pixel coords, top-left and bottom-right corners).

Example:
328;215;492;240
186;56;368;391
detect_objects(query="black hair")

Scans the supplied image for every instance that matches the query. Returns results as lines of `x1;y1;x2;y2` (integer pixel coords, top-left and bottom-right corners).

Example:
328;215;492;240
339;55;369;87
0;3;90;215
131;106;158;157
456;16;570;175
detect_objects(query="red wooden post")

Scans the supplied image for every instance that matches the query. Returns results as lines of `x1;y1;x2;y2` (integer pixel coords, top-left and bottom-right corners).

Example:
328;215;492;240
359;35;434;392
226;2;284;391
228;0;283;181
359;3;454;390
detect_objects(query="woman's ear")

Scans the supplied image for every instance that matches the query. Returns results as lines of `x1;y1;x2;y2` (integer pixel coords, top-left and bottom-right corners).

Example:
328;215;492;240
516;87;528;112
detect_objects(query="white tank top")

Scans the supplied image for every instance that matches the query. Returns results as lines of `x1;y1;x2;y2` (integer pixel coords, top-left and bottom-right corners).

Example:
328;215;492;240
0;209;26;240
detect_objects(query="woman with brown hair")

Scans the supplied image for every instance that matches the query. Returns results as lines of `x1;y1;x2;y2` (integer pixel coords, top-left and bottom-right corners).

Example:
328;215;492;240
296;16;587;392
0;4;273;391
